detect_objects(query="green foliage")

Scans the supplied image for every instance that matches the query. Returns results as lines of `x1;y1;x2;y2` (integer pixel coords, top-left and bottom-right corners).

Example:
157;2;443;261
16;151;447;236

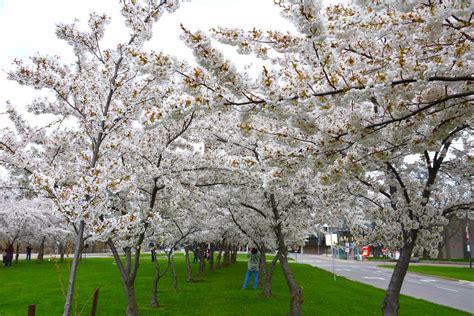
0;257;468;315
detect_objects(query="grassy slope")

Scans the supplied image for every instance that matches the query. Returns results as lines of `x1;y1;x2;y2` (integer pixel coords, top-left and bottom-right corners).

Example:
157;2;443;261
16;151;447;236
0;256;469;316
380;265;474;282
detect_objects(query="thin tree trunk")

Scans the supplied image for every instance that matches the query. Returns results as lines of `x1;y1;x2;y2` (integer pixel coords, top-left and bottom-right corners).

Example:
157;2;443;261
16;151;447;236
15;243;20;262
259;246;266;288
37;238;46;261
444;227;452;259
171;257;177;290
199;243;206;274
184;246;193;282
63;220;84;316
59;242;65;262
280;253;303;315
150;247;176;307
270;193;303;315
422;249;430;260
382;241;415;316
263;250;279;298
223;244;230;267
107;239;142;316
150;260;160;308
231;246;237;263
216;243;223;270
209;243;215;272
79;235;85;261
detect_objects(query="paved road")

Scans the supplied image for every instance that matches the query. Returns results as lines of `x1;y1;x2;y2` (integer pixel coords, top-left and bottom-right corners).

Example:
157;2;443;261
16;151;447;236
291;254;474;314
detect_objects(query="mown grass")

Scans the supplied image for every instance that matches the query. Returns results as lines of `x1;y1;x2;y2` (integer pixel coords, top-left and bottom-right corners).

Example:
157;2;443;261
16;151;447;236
380;265;474;282
421;258;471;263
368;257;471;263
0;255;469;316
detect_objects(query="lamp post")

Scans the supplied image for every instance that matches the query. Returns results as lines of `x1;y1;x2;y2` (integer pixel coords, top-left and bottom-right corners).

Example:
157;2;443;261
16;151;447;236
465;180;472;268
466;216;472;269
329;230;336;281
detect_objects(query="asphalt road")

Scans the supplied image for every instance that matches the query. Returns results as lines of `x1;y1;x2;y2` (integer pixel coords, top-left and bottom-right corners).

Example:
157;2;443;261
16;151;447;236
291;254;474;314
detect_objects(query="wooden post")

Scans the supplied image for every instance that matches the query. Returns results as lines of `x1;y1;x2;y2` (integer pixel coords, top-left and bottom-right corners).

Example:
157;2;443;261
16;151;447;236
28;305;36;316
90;288;99;316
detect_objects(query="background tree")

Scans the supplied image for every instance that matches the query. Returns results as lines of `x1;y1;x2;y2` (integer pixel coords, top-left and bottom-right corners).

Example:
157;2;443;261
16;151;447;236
4;1;184;315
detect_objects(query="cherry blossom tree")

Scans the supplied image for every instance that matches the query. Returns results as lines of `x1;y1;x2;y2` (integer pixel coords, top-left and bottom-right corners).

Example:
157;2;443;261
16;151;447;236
178;1;472;315
0;197;38;247
4;1;187;315
176;108;318;311
0;192;72;261
1;1;471;316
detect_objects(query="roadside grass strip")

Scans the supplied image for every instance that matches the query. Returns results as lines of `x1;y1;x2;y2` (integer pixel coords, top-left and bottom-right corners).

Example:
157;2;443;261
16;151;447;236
380;265;474;282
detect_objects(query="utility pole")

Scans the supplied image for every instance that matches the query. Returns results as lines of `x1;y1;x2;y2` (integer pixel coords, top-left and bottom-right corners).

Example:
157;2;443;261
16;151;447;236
466;220;472;269
330;230;336;281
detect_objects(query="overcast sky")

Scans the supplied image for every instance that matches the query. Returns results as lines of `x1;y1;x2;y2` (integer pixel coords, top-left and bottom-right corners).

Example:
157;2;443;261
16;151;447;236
0;0;310;128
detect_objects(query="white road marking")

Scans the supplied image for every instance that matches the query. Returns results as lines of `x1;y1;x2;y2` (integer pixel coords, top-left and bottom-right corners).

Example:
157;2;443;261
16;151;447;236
458;280;474;287
336;268;351;271
436;286;458;293
420;279;437;282
406;280;422;285
363;277;386;280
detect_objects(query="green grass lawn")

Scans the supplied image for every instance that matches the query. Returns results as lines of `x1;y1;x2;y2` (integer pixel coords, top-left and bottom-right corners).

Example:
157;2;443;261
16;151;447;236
0;256;469;315
368;257;471;263
380;265;474;282
421;258;471;263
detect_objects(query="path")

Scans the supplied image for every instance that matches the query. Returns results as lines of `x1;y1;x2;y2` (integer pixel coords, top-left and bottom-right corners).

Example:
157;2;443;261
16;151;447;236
291;253;474;314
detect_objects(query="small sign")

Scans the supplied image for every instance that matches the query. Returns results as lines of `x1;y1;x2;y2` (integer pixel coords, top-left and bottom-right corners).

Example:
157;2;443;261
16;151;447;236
325;234;338;246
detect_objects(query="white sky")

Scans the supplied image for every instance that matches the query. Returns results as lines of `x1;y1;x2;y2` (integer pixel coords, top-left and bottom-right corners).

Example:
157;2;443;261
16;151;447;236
0;0;308;128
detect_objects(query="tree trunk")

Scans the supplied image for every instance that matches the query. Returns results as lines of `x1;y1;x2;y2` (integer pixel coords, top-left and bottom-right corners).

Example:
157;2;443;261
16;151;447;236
150;260;160;308
124;282;138;316
63;220;84;316
216;244;223;270
199;243;206;274
443;227;452;260
223;244;230;267
59;242;65;262
382;241;415;316
171;257;177;290
15;243;20;262
209;243;215;272
263;251;279;298
259;246;266;288
270;193;303;316
184;246;193;282
437;245;444;260
37;238;46;262
107;239;142;316
231;246;237;263
280;253;303;315
445;241;451;260
422;249;430;260
79;236;85;261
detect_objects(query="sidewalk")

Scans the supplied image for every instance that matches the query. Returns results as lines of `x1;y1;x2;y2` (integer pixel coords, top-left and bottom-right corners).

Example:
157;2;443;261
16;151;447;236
290;253;474;313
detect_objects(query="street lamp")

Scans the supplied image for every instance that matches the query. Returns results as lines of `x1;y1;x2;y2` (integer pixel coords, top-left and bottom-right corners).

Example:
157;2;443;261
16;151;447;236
466;211;472;269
